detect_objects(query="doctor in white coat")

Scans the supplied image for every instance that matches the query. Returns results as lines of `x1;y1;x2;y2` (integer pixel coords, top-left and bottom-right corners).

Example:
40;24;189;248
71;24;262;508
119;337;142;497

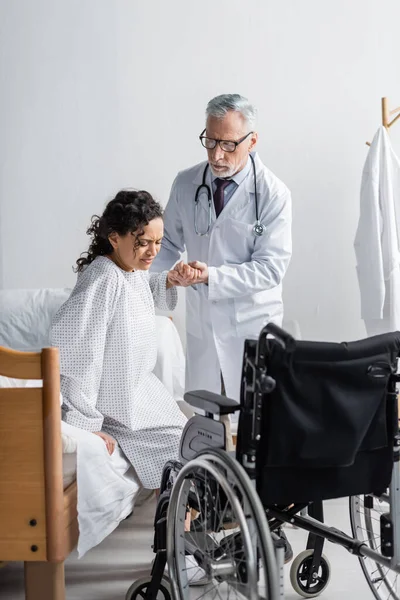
152;94;292;404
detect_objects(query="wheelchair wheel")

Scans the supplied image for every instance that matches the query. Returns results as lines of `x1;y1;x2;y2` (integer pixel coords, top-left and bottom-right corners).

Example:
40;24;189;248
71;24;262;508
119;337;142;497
290;550;331;598
350;494;400;600
166;448;279;600
125;575;171;600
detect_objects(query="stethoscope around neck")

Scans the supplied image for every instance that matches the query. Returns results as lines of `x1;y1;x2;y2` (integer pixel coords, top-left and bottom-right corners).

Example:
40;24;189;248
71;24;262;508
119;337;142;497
194;153;266;237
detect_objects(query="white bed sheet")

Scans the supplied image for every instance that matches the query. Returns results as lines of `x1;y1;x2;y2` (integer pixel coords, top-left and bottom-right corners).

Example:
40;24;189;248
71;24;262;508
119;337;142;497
61;421;140;558
60;422;136;491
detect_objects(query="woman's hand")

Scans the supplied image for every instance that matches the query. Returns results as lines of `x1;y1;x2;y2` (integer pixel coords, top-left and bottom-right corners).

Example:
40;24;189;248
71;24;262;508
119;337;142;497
167;261;202;288
94;431;116;455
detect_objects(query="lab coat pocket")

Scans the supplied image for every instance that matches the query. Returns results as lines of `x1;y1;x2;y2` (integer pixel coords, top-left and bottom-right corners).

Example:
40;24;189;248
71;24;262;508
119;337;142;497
186;286;203;339
227;219;255;241
228;219;254;234
220;218;255;262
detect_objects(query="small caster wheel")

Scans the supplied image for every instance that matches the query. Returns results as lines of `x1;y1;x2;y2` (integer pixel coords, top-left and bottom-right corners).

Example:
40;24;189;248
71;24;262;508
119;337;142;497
126;575;171;600
290;550;331;598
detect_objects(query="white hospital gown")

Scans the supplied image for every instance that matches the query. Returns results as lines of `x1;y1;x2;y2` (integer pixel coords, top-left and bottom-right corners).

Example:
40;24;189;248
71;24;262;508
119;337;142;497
51;256;187;489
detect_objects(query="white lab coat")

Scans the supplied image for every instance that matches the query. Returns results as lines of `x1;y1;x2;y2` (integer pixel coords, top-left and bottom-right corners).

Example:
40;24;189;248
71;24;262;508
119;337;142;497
152;153;292;401
354;126;400;336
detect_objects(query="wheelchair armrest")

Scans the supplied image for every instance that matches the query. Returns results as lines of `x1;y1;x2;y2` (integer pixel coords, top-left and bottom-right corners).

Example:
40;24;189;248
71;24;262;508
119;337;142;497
184;390;240;416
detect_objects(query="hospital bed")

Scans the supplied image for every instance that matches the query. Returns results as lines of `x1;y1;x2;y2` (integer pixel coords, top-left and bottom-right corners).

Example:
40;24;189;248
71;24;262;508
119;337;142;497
0;288;187;600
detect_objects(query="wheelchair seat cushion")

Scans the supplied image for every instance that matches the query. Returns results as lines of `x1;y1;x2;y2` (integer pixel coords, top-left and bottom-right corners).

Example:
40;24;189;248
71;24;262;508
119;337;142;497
254;331;400;504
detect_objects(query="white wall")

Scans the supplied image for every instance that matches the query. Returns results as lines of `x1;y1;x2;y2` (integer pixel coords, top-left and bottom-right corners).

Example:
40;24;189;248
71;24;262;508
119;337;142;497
1;0;400;342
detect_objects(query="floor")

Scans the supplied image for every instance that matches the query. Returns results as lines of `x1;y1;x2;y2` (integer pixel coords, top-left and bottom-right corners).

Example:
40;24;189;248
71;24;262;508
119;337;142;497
0;497;376;599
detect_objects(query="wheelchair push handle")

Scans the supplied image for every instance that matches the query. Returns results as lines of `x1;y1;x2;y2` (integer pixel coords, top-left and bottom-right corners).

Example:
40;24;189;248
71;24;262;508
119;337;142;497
255;323;296;374
260;323;296;353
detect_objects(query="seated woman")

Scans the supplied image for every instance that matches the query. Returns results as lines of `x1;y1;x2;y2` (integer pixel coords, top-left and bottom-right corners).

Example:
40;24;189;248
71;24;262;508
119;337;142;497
51;189;196;491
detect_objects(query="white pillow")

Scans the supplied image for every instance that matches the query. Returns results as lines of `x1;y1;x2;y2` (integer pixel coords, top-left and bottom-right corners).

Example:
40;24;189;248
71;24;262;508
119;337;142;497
0;288;71;351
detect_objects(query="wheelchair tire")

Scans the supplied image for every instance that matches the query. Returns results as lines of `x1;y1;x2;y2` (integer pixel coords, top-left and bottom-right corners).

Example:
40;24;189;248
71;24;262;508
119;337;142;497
350;494;400;600
166;448;279;600
125;576;171;600
290;550;331;598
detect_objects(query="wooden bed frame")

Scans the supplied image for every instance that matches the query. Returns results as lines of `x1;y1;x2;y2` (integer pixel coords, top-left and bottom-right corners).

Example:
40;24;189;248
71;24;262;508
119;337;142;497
0;346;78;600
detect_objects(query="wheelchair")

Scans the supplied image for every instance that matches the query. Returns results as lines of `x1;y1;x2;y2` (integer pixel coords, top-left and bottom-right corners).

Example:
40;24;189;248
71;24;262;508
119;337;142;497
126;324;400;600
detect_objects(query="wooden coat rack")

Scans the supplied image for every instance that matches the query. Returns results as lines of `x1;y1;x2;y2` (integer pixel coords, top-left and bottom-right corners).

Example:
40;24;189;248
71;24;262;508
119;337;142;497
366;97;400;145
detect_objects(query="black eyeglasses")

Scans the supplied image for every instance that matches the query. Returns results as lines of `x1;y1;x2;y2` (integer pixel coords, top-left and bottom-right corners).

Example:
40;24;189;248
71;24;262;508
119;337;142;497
199;129;253;153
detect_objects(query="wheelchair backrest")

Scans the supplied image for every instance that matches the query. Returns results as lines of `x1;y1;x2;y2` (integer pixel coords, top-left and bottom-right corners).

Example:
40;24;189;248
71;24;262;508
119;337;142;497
244;331;400;470
238;330;400;504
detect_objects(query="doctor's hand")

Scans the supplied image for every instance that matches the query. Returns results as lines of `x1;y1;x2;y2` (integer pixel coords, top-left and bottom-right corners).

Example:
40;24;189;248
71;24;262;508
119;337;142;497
167;261;202;288
188;261;209;284
94;431;116;455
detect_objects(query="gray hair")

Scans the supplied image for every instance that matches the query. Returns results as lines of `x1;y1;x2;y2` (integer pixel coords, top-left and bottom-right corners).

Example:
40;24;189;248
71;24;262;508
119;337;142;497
206;94;257;130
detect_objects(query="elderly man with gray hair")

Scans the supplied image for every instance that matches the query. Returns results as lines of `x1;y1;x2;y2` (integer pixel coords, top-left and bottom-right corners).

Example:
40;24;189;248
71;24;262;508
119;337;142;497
152;92;293;560
152;94;293;560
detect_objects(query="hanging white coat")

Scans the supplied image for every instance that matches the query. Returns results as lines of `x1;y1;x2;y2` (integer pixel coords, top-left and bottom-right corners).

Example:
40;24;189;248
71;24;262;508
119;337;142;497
354;126;400;336
152;153;292;401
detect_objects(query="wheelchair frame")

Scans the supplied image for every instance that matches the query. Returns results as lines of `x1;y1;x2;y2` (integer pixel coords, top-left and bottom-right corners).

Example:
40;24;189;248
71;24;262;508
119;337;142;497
238;323;400;597
129;324;400;600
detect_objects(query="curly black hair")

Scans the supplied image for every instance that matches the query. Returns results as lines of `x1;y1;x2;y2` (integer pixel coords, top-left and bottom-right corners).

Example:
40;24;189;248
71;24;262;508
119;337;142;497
75;190;163;272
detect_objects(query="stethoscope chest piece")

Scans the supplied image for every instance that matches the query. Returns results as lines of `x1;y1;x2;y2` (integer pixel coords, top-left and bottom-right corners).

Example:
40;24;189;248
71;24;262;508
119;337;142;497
253;220;266;237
